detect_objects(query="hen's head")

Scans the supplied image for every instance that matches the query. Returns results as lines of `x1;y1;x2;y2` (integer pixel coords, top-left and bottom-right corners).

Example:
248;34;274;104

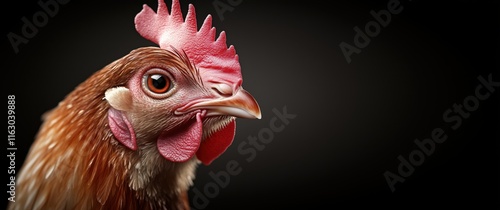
105;0;260;166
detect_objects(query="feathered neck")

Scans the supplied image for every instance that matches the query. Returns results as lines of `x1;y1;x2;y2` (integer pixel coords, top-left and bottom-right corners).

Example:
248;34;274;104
12;51;196;210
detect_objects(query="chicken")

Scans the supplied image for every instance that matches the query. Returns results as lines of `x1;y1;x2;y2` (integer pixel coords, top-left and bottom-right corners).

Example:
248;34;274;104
8;0;260;209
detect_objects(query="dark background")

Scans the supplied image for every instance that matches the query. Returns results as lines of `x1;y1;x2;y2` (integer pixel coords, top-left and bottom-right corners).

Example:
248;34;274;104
3;0;499;209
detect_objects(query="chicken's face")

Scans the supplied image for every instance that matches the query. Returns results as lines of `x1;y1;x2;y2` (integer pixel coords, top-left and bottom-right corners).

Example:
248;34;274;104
105;47;260;166
8;1;259;208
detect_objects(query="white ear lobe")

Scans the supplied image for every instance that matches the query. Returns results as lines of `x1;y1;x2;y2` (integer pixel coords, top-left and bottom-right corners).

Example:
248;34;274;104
105;87;133;111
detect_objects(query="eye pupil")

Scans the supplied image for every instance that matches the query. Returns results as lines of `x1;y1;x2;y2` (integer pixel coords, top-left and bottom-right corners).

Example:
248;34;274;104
151;75;166;89
147;74;170;93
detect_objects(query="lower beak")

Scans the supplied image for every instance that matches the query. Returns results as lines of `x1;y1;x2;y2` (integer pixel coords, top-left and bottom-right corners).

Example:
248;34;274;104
175;88;261;119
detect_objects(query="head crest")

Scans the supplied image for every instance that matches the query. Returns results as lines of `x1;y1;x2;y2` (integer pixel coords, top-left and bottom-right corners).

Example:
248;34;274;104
135;0;242;87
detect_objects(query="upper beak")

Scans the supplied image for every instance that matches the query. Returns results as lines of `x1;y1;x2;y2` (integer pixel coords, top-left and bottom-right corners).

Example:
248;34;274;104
175;88;261;119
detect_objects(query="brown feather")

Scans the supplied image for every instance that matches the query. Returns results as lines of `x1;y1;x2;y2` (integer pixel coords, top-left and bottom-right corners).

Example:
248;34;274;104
9;47;198;210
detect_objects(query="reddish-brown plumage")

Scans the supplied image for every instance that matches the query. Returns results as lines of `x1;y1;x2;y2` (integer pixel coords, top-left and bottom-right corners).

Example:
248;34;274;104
10;47;198;210
9;1;262;207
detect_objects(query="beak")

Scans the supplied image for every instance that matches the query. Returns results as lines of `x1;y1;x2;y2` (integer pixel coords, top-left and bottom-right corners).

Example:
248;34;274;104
176;88;261;119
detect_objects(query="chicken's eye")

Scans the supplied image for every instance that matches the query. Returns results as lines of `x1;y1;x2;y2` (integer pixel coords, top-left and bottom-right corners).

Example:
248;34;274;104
147;74;171;94
141;68;175;99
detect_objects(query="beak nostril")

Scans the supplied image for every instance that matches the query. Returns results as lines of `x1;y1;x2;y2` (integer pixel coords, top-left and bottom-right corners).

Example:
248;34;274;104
212;83;233;97
177;86;261;119
212;88;232;97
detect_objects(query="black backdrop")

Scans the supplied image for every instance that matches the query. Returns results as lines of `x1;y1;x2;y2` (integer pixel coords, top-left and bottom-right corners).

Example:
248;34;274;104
3;0;499;209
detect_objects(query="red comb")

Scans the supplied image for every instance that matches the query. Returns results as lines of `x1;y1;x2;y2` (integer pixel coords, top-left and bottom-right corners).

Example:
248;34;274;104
135;0;242;86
